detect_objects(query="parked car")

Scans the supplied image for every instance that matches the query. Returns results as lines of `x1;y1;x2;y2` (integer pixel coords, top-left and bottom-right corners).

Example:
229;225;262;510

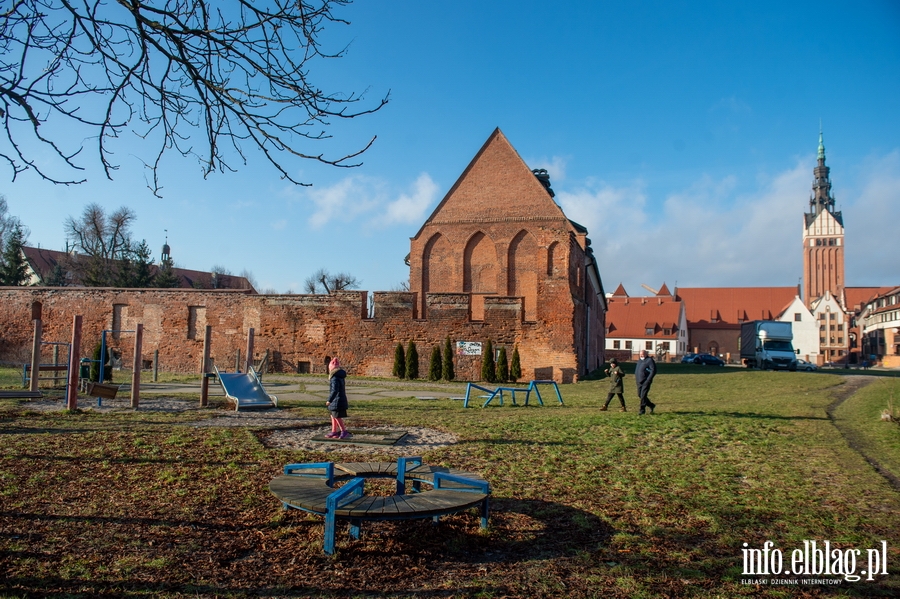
796;358;817;371
692;353;725;366
680;353;697;363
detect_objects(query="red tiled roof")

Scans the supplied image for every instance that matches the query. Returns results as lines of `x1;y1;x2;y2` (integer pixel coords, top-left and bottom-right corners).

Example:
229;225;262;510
21;246;254;291
844;286;894;313
657;282;671;297
675;287;799;325
862;286;900;315
611;283;629;297
606;297;682;339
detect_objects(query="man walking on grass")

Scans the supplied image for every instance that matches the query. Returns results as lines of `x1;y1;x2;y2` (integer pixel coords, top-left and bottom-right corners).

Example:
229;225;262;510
635;349;657;415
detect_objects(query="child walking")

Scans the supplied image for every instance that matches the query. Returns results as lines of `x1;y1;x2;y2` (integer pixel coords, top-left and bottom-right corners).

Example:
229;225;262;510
325;357;351;439
601;358;627;412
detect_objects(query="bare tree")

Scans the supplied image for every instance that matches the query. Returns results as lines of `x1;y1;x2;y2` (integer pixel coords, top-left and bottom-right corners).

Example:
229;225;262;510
64;203;136;285
303;267;359;294
0;1;388;195
0;194;26;249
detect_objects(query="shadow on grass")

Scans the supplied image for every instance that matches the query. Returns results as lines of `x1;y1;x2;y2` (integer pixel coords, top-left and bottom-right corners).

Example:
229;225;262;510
669;410;830;421
6;453;261;467
0;499;613;598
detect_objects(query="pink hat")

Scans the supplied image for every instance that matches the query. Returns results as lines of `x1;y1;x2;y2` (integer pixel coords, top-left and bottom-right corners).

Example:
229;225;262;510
329;357;340;371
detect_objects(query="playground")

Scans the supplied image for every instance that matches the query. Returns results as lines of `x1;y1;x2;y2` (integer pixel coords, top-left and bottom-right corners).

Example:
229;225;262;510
2;363;900;597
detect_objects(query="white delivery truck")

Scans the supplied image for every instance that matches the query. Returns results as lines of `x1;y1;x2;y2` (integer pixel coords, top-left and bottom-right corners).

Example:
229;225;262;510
740;320;798;371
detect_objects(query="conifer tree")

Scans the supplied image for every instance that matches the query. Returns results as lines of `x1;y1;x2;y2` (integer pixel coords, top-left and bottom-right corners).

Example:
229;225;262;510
442;337;455;381
405;341;419;380
496;346;509;384
481;340;496;383
0;224;29;286
510;345;522;382
90;343;112;382
392;342;406;379
154;257;181;288
429;345;442;381
131;241;155;287
45;262;68;286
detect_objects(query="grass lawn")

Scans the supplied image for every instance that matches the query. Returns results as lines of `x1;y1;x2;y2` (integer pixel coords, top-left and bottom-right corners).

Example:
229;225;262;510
1;366;899;598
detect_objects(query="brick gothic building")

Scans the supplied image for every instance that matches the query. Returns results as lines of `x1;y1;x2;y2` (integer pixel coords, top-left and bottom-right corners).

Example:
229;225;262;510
408;128;607;375
0;129;607;382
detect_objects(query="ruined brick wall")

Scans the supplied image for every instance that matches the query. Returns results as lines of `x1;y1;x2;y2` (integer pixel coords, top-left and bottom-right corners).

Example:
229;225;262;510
0;287;583;382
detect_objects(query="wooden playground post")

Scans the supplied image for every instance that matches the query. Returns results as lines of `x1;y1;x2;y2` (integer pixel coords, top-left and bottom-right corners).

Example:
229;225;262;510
131;324;143;409
245;328;255;373
200;325;211;407
66;315;82;411
29;318;42;392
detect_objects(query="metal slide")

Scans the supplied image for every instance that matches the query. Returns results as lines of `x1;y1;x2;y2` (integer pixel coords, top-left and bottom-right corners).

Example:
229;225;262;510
214;366;278;411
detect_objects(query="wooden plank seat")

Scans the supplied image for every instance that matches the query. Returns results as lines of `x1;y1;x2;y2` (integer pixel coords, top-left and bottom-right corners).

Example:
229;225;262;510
87;382;119;399
0;390;44;400
269;457;490;554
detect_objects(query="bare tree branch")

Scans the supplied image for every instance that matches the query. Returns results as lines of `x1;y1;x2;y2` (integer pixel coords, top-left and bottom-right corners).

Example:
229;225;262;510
303;267;359;294
0;1;388;195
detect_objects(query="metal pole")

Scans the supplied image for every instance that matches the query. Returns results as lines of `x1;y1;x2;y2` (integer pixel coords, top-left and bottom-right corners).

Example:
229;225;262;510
245;328;255;373
99;330;108;385
66;315;82;411
235;348;241;373
29;319;42;392
153;349;159;382
200;325;211;408
52;344;59;386
131;324;143;409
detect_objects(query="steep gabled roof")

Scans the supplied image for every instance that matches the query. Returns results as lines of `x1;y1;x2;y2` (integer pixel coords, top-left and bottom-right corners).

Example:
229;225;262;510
611;283;629;297
412;128;571;239
675;286;799;326
657;283;671;297
606;297;683;339
843;286;894;313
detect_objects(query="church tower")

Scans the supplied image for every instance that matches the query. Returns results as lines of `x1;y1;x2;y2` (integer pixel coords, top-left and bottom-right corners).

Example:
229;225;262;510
802;130;844;308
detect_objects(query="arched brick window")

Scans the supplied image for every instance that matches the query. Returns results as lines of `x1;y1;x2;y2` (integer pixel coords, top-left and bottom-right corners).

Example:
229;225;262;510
547;241;563;277
508;230;538;321
422;232;453;294
463;232;497;294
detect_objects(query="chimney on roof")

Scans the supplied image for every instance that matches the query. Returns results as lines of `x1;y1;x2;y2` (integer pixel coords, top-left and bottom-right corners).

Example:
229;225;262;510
641;297;647;305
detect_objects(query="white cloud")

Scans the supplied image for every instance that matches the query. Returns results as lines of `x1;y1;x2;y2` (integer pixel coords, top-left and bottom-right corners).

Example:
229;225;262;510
271;219;288;230
303;176;381;229
283;172;440;230
843;149;900;285
556;162;811;293
374;173;439;227
527;155;568;183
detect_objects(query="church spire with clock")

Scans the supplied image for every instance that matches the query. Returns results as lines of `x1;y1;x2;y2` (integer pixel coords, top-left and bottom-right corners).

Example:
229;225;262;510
802;128;845;308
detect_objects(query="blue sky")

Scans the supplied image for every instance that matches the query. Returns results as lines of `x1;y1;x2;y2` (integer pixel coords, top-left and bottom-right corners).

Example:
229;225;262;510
3;1;899;295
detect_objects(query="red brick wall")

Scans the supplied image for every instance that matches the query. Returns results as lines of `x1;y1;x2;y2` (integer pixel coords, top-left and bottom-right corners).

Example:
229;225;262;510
0;287;584;382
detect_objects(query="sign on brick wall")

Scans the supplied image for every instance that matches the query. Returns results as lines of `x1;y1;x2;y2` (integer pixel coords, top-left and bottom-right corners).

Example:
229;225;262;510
456;341;482;356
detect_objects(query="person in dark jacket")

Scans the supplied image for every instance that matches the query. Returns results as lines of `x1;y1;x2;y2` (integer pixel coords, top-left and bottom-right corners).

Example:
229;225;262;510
325;357;351;439
635;349;657;415
601;358;627;411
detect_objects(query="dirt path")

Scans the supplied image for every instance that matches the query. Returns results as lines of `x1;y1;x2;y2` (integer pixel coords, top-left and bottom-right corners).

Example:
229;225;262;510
825;375;900;491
